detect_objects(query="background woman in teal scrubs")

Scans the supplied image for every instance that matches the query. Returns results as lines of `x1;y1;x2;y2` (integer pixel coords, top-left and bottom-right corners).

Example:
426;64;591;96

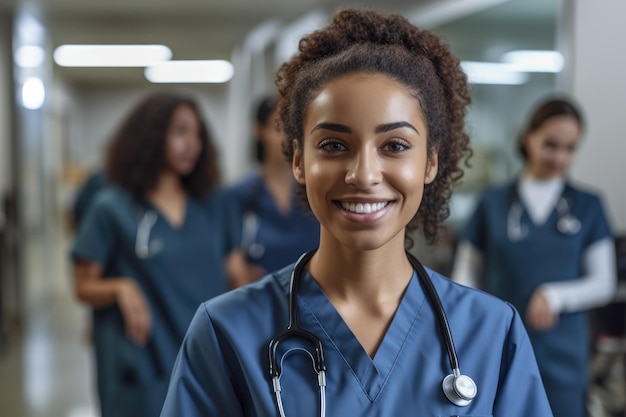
71;92;240;417
161;9;553;417
227;94;320;287
453;98;617;417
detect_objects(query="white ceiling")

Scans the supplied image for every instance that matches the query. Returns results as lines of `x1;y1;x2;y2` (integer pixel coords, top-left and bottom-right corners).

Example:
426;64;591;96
1;0;557;89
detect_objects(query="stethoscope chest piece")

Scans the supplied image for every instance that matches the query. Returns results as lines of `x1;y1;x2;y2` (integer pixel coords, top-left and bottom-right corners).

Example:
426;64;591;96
442;371;477;407
557;214;581;235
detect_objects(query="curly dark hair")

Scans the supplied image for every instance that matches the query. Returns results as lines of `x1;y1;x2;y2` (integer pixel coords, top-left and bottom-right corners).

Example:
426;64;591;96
105;92;220;199
518;97;584;160
275;8;472;244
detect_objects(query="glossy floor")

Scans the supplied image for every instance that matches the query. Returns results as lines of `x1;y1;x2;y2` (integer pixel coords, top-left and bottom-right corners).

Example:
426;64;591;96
0;223;98;417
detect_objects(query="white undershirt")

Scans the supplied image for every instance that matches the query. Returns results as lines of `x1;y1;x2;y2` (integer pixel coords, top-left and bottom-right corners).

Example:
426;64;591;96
518;177;564;225
451;180;617;314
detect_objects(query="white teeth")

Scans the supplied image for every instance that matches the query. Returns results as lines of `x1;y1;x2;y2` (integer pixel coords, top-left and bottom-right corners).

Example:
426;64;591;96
341;201;387;214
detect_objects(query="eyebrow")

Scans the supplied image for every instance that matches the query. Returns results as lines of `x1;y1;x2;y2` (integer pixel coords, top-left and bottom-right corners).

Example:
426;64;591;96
310;121;419;134
375;121;418;134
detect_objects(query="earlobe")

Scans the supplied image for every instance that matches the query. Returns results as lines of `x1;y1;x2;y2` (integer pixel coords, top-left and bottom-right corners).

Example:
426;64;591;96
425;153;439;184
292;140;306;185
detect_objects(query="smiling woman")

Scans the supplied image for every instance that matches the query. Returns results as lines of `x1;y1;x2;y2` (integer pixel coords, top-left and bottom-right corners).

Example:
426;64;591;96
160;8;554;417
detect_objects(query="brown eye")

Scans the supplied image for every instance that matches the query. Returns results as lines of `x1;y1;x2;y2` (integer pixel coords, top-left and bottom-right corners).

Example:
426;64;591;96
319;139;347;153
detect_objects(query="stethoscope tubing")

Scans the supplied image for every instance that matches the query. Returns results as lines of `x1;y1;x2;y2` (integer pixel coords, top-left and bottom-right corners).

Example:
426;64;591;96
268;250;475;414
507;181;581;242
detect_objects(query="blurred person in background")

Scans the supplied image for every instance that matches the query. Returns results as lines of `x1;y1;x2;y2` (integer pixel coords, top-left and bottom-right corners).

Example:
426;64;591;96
226;94;319;288
452;97;617;417
71;92;240;417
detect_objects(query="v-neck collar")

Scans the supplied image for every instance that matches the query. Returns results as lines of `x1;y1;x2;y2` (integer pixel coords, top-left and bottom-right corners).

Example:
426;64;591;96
296;270;427;400
141;195;189;231
508;178;576;229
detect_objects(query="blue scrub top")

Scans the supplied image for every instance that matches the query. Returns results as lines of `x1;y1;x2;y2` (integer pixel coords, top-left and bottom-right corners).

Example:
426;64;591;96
227;173;320;273
73;171;108;226
161;262;552;417
71;186;240;417
459;180;612;417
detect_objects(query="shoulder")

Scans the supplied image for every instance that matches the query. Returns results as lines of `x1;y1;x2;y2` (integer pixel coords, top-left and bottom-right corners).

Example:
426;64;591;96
479;181;512;202
567;180;605;203
428;268;517;322
201;264;291;323
226;173;263;201
89;186;133;214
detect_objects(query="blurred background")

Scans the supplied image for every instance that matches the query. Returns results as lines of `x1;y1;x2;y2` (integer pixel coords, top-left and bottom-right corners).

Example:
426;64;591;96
0;0;624;416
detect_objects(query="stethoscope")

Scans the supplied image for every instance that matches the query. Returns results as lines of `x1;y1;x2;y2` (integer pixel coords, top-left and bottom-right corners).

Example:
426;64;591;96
507;183;581;242
135;207;162;259
241;177;267;260
268;251;477;417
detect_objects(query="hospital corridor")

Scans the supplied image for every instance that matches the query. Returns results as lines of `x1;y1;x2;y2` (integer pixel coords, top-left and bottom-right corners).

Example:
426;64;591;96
2;0;626;416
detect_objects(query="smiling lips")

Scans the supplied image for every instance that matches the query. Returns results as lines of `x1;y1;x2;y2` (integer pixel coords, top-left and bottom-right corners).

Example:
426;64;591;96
339;201;390;214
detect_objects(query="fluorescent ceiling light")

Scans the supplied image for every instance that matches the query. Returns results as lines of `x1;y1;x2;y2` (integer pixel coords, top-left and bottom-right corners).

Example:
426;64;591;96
461;61;528;85
408;0;511;28
144;60;234;83
501;50;564;73
16;45;45;68
53;44;172;67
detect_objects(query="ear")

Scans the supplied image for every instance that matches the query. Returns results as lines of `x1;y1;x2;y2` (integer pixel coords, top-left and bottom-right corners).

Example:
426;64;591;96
292;140;306;184
424;151;438;184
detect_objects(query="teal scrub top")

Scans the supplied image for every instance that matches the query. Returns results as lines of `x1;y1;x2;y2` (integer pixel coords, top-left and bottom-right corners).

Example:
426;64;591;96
71;186;240;417
459;180;612;417
160;262;552;417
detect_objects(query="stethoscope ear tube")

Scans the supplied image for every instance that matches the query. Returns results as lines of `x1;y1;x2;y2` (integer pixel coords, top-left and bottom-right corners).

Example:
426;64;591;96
407;252;476;406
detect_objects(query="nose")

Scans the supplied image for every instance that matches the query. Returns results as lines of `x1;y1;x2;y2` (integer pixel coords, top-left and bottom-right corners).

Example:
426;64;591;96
345;147;382;189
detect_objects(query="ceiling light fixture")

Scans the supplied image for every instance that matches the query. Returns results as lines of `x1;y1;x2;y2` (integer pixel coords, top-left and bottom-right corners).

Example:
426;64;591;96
501;50;564;73
53;44;172;67
144;60;234;83
461;61;528;85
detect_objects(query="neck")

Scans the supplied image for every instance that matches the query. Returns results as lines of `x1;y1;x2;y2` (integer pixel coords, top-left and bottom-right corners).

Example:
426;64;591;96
309;235;413;305
262;159;293;183
523;168;564;182
148;170;184;198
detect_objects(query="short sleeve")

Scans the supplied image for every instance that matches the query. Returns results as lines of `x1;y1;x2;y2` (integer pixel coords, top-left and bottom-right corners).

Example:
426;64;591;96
493;304;554;416
160;304;244;417
70;194;117;265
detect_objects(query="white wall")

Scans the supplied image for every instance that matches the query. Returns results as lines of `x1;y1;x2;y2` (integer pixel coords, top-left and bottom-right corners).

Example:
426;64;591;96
568;0;626;234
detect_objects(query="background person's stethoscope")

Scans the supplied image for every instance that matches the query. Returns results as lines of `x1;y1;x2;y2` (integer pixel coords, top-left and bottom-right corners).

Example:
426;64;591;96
268;250;477;417
135;207;163;259
507;183;581;242
241;178;266;260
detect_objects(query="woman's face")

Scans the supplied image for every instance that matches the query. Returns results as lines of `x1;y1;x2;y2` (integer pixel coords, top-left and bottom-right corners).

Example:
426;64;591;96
258;108;286;166
524;115;581;179
164;105;203;176
294;72;438;252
